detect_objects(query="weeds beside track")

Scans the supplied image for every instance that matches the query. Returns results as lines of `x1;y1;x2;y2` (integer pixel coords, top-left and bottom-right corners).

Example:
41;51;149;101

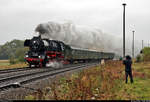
0;62;98;93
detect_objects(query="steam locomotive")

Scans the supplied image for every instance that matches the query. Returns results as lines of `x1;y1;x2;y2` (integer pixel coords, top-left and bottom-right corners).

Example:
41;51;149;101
24;36;115;67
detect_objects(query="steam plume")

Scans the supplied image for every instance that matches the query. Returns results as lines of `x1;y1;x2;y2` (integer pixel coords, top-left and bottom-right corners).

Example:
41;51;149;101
35;21;140;56
46;61;63;68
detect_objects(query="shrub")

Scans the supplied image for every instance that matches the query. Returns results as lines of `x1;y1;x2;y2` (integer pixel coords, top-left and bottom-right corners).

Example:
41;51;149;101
9;55;17;64
9;47;28;64
136;54;143;62
142;47;150;61
15;48;27;62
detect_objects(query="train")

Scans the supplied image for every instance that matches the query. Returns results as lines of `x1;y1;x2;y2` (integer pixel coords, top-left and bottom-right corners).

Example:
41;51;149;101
24;36;115;67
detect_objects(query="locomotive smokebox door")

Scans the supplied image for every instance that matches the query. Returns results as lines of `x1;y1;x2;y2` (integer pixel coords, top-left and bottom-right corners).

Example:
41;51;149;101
24;39;31;46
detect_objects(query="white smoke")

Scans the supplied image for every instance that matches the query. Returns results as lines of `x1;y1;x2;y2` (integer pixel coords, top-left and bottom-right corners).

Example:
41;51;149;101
46;61;63;68
35;21;141;56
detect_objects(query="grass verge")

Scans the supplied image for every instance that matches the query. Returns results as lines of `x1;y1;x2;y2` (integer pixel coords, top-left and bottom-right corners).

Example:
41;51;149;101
24;61;150;100
0;60;27;69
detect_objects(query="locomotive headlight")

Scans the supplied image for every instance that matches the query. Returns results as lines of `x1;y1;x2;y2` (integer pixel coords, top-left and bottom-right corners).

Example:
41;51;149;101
25;55;29;58
39;55;45;59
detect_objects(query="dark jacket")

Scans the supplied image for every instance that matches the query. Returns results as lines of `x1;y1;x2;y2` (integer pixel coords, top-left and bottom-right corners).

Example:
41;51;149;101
123;59;132;72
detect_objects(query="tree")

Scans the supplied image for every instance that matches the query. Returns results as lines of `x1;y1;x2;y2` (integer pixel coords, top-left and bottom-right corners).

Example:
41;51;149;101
140;47;150;62
0;39;24;60
15;47;28;62
0;39;30;64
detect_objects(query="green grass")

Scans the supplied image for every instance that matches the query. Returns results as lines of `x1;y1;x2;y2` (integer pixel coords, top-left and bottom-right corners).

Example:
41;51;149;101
0;60;27;69
0;62;10;66
0;60;10;66
120;78;150;100
117;61;150;100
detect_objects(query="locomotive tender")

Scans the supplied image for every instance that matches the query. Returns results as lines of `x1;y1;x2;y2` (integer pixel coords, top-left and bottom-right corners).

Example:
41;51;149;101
24;36;115;67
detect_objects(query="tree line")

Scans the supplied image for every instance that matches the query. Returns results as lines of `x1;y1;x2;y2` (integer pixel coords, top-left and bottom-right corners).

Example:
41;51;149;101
0;39;28;64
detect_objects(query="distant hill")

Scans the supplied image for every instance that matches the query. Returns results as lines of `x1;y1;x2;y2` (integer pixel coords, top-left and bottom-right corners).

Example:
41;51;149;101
0;39;25;60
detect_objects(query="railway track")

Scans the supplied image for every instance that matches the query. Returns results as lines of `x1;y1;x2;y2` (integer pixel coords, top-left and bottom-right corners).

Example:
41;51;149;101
0;63;85;79
0;63;86;74
0;68;47;79
0;63;92;79
0;62;99;92
0;67;30;74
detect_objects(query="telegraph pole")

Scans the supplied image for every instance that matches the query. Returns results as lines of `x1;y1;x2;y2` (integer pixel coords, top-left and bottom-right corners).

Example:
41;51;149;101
142;40;144;49
132;31;135;58
122;3;126;58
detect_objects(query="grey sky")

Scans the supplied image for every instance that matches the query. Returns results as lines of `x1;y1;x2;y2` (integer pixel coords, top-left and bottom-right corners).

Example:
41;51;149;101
0;0;150;47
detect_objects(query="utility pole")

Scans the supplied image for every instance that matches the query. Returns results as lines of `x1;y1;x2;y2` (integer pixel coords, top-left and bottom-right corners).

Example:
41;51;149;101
142;40;144;49
132;31;135;58
122;3;126;58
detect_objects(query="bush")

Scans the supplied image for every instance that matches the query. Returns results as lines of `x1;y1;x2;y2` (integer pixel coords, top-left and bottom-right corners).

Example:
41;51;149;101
15;48;27;62
136;54;143;62
17;56;25;62
8;47;28;64
142;47;150;61
9;56;17;64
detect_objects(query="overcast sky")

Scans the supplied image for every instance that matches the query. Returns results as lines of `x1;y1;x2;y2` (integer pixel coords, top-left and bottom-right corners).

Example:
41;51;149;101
0;0;150;47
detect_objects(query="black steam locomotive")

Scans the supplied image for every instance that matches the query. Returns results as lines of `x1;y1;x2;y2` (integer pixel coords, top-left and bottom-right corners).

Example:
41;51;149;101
24;36;115;67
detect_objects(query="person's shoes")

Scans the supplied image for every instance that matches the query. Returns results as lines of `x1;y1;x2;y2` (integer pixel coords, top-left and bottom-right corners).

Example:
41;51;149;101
131;79;133;83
